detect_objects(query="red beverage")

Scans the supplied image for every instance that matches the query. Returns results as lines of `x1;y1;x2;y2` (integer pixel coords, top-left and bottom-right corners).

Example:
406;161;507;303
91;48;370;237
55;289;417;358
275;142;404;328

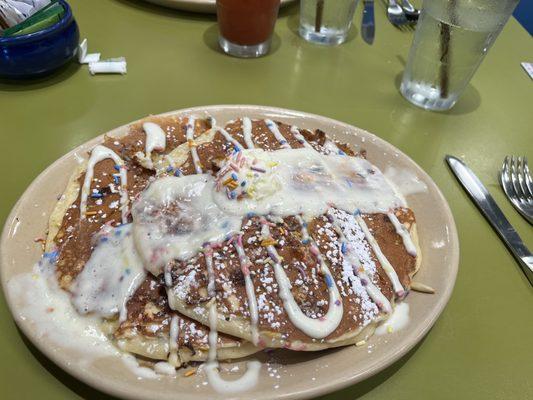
216;0;281;57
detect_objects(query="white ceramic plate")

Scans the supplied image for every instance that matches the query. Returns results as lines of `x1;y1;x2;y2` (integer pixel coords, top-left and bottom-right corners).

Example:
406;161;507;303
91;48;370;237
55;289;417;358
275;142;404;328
1;105;459;400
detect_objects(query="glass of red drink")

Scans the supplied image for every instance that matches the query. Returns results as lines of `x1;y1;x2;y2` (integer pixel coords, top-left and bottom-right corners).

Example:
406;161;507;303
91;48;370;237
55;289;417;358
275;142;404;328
216;0;281;58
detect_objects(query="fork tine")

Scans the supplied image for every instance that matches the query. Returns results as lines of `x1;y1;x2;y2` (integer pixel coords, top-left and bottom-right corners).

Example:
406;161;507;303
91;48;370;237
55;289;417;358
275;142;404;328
517;157;533;203
522;157;533;200
501;156;516;199
516;157;528;200
511;156;526;203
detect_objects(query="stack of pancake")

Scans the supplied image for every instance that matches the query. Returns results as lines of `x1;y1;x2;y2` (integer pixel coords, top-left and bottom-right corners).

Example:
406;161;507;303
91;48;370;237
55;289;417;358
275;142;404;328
45;115;420;369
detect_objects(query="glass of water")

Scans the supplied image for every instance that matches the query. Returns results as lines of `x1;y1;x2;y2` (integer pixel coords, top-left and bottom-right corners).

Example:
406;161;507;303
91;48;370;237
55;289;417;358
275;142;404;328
400;0;519;111
299;0;359;45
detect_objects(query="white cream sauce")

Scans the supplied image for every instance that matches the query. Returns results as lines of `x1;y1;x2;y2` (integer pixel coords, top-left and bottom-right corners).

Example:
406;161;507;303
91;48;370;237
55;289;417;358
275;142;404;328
375;302;410;335
71;224;146;322
213;148;405;218
122;354;159;379
7;256;120;363
132;148;406;277
384;167;428;197
131;175;242;275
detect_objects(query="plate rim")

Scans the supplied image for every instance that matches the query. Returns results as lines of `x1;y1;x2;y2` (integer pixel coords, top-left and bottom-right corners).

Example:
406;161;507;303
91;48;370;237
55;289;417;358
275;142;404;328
141;0;296;14
0;104;459;400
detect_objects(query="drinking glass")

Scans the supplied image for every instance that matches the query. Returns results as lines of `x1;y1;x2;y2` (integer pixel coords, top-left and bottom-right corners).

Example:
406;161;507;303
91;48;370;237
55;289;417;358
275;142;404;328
299;0;359;45
216;0;281;58
400;0;519;111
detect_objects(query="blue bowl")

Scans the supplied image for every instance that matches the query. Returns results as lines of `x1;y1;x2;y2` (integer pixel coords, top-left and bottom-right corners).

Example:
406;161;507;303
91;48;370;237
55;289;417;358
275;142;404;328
0;0;79;79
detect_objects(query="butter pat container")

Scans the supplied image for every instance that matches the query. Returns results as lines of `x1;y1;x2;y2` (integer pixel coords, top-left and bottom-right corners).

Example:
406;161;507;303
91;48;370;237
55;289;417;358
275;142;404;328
0;0;79;79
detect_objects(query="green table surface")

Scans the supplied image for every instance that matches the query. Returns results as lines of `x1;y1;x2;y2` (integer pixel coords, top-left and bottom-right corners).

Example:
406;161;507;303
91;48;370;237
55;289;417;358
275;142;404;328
1;0;532;399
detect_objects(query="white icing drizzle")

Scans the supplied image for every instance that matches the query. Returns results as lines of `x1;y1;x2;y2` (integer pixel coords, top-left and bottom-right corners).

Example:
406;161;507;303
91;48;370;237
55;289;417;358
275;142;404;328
135;123;166;170
265;119;291;149
186;116;202;174
242;117;255;149
168;315;180;365
204;248;261;393
387;212;417;256
262;218;343;339
233;235;260;346
355;214;405;297
217;127;243;150
289;126;313;149
208;117;242;150
80;145;129;224
329;215;392;314
71;223;146;322
143;122;166;154
164;263;173;287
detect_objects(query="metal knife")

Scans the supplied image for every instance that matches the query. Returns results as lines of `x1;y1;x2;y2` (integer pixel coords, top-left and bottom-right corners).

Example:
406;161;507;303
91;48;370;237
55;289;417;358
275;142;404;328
446;155;533;286
361;0;375;45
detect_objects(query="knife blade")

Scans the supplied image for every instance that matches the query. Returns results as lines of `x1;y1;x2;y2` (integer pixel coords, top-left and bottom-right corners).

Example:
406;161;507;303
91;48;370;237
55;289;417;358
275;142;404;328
361;0;375;45
446;155;533;286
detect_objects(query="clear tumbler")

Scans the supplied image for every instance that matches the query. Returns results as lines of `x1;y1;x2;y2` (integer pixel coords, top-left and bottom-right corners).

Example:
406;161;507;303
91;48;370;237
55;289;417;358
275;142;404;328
400;0;519;111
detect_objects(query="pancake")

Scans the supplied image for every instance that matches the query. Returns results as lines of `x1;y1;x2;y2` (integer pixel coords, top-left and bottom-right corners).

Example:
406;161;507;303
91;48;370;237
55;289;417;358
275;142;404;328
44;113;422;376
127;117;420;350
45;116;257;365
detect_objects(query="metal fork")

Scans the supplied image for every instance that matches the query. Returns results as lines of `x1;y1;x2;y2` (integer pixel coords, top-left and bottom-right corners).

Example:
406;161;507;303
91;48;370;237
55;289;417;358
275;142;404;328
387;0;410;26
400;0;420;21
500;156;533;225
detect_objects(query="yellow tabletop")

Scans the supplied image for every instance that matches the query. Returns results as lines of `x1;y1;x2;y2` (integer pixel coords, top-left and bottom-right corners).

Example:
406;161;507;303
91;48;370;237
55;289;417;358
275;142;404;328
1;0;532;399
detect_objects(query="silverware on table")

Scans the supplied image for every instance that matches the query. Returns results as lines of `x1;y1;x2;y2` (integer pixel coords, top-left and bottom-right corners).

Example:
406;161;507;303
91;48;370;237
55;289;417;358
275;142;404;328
361;0;375;44
386;0;409;27
446;155;533;286
500;156;533;225
400;0;420;22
